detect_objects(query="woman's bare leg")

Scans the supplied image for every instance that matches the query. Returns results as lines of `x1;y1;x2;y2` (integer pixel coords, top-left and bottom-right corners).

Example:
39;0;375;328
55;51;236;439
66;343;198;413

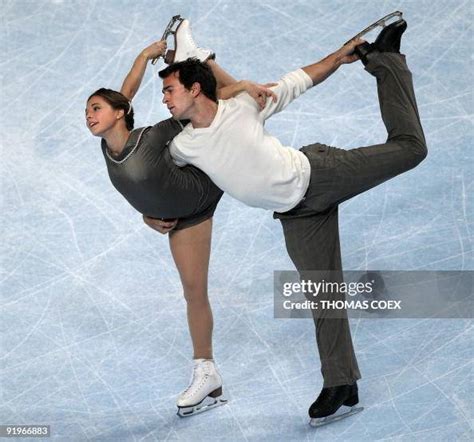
207;59;237;88
169;218;214;360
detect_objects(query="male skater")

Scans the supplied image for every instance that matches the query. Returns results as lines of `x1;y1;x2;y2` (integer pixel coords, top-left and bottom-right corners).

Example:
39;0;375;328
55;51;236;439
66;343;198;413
158;18;427;425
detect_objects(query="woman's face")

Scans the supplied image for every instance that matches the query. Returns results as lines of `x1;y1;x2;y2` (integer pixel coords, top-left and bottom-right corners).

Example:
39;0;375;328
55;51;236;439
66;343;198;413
85;96;123;137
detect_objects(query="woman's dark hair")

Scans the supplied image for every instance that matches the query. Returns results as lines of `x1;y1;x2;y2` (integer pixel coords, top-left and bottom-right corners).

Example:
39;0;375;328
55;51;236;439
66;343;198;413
159;58;217;103
87;88;134;130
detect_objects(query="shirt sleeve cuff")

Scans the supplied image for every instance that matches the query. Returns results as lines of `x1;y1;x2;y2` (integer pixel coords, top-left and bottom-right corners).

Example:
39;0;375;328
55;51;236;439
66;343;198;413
295;68;314;90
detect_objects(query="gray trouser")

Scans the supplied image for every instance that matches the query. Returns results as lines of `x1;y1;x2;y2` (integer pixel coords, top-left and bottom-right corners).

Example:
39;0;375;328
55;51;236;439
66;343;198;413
274;53;427;388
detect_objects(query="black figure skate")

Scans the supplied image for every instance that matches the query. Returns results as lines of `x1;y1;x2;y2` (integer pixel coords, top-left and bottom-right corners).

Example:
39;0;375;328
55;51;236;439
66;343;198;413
345;11;407;65
344;11;403;46
309;382;364;427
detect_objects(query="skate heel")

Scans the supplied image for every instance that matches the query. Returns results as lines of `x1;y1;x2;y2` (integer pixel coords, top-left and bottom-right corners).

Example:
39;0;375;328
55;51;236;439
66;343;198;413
209;387;222;398
164;50;175;64
343;393;359;407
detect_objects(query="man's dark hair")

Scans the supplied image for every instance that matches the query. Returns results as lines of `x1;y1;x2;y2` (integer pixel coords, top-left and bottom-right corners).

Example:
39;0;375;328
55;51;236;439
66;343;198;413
159;58;218;103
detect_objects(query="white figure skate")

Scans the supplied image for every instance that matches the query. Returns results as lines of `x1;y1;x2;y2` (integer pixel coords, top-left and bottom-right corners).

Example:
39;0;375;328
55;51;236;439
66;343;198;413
344;10;403;45
152;15;214;65
177;359;227;417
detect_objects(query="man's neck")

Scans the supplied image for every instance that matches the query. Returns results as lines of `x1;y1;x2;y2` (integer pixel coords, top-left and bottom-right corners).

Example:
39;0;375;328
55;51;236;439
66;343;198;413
190;100;219;129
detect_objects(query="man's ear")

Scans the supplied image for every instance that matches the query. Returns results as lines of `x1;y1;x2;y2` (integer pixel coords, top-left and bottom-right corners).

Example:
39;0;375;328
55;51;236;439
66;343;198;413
191;82;201;97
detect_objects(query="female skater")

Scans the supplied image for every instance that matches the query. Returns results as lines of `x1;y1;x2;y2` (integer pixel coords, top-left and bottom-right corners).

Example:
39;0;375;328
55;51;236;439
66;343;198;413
86;21;275;417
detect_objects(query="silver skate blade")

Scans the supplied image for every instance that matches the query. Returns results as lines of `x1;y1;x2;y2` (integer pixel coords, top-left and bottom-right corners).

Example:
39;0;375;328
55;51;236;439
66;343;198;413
344;11;403;45
177;395;228;418
151;15;185;65
309;405;364;428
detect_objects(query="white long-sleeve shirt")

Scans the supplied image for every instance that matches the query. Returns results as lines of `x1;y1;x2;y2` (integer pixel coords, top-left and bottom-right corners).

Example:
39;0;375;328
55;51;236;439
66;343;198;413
169;69;313;212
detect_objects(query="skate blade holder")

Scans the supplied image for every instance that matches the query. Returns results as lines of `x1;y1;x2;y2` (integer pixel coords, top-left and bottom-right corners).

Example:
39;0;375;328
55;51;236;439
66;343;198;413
177;396;228;418
151;14;185;65
309;405;364;428
344;10;403;45
177;394;228;418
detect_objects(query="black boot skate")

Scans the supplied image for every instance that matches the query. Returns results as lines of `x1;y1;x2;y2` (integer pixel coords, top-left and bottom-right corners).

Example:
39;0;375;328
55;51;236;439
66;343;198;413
309;382;364;427
346;11;407;65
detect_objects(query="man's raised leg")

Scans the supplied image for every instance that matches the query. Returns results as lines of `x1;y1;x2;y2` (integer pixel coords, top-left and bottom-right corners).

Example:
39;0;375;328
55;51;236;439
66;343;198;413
301;51;427;214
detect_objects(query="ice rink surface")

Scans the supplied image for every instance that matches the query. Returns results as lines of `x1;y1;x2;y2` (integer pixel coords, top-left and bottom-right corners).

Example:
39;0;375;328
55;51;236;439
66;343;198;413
1;0;473;440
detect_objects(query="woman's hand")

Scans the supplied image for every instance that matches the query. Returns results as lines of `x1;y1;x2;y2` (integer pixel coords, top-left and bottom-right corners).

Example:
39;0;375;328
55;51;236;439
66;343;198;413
143;215;178;234
142;40;167;61
242;81;278;110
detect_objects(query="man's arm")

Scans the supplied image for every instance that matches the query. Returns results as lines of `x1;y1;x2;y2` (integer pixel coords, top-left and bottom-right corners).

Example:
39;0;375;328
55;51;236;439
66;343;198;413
259;38;364;120
120;41;167;100
301;38;363;86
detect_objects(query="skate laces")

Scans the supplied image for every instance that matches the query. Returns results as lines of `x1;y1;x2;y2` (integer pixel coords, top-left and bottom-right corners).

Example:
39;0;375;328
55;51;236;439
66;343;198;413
181;361;214;398
184;24;198;50
182;22;206;53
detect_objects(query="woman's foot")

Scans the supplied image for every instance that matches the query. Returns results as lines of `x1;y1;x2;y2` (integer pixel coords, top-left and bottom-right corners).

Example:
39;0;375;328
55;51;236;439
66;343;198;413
176;359;227;417
166;19;215;64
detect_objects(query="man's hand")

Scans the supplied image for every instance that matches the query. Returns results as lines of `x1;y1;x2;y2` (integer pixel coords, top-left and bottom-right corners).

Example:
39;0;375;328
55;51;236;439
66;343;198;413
336;38;366;65
143;215;178;234
242;81;278;110
142;40;167;62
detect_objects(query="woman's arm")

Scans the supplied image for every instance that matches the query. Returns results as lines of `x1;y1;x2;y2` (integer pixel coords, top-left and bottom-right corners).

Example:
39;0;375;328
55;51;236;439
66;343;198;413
206;59;237;89
218;80;277;109
206;59;276;108
120;41;167;100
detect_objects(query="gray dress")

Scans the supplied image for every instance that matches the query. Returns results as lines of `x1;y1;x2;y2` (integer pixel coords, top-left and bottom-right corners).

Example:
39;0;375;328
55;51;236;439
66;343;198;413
101;118;223;230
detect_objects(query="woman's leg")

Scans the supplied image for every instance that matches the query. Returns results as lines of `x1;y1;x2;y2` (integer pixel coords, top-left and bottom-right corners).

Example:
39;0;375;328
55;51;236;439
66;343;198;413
169;218;214;360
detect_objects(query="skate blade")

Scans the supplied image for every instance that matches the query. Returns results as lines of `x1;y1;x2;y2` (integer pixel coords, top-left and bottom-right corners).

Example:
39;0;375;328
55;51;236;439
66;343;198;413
344;11;403;45
309;405;364;428
151;15;185;65
177;395;228;418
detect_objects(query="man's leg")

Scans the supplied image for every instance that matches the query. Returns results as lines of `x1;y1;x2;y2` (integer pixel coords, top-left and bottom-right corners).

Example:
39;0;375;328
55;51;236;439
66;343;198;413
279;207;361;388
274;51;426;393
169;218;214;359
300;52;427;213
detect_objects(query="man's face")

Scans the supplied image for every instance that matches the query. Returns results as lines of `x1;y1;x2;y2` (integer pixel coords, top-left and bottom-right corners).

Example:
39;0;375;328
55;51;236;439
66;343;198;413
162;72;195;120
